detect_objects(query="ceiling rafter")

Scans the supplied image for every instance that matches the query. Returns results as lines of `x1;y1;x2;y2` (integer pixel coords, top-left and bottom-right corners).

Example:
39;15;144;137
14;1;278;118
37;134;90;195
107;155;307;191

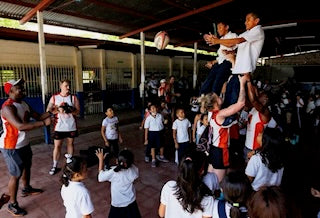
85;0;202;34
119;0;233;39
161;0;212;22
19;0;55;25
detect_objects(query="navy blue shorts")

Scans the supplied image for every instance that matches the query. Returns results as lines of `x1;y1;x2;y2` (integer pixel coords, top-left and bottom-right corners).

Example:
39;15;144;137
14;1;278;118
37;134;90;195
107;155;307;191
148;131;161;149
0;145;32;177
208;146;229;169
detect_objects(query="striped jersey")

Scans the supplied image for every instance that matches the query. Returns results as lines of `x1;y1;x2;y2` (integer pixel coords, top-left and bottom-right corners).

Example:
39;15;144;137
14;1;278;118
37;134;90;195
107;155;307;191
245;107;268;150
209;110;229;149
0;99;30;149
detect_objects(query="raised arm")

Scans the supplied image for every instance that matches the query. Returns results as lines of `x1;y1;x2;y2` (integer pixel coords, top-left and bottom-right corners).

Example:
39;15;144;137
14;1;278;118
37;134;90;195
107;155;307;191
216;75;248;123
204;33;245;47
247;80;271;122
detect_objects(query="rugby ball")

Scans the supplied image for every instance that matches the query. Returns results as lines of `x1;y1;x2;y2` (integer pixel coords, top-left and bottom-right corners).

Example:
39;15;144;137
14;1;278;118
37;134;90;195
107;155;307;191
154;31;170;50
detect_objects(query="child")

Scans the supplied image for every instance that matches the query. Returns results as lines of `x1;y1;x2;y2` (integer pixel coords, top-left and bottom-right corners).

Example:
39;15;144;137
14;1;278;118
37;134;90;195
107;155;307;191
212;171;252;218
101;108;123;169
205;12;264;127
144;104;168;167
60;155;94;218
172;108;192;163
195;113;210;155
96;148;141;218
245;128;286;191
159;150;214;218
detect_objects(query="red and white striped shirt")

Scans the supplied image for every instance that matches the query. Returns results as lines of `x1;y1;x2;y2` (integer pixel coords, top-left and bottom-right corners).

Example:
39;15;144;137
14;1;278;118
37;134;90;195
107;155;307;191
245;108;268;150
0;99;30;149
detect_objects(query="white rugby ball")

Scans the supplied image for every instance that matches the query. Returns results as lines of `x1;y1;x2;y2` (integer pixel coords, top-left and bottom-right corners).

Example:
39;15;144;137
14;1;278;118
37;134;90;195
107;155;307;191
154;31;170;50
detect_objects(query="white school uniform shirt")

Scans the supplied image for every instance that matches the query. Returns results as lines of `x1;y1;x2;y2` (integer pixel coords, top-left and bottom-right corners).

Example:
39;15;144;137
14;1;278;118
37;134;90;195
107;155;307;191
172;118;191;143
144;113;164;131
61;181;94;218
102;116;119;140
98;165;139;207
233;25;265;74
160;180;214;218
245;153;284;191
196;120;206;144
216;31;238;64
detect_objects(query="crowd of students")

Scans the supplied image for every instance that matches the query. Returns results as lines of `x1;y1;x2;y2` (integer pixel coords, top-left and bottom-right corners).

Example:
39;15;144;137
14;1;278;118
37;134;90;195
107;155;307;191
1;10;320;218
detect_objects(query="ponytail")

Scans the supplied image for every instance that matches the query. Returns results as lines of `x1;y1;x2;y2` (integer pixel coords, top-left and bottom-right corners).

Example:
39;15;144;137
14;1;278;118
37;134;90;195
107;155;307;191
60;154;86;187
114;149;134;173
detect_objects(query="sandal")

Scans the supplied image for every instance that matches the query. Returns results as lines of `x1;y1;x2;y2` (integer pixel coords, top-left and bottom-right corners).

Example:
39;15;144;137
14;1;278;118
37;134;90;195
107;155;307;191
0;193;10;209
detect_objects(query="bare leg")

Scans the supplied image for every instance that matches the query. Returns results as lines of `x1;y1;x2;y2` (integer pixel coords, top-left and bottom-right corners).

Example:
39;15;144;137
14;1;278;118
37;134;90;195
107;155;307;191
160;147;165;156
151;148;156;160
53;139;63;166
21;168;30;188
8;176;19;203
66;138;74;155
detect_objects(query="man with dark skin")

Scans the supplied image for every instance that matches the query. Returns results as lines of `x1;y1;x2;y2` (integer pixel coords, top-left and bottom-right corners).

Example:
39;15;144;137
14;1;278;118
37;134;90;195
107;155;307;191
0;79;51;216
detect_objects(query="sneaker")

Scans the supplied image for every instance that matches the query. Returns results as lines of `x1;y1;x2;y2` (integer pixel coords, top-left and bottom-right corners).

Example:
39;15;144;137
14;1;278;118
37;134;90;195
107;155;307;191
0;193;10;209
221;115;238;128
156;155;169;163
151;160;157;168
49;167;60;175
7;202;27;216
144;156;150;163
21;186;43;197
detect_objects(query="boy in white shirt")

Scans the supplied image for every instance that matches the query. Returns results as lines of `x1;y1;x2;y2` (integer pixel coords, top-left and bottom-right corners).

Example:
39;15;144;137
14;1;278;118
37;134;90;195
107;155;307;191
172;108;192;163
144;104;169;167
101;108;123;169
204;12;264;127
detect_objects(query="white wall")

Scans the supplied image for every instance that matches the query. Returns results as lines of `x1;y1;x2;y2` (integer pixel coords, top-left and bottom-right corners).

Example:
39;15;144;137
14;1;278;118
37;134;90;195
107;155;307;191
0;39;75;65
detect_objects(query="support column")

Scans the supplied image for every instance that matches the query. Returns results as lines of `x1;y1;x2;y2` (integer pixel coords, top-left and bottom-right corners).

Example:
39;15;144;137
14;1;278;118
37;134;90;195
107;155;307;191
74;48;84;118
131;53;137;109
140;32;146;114
37;11;50;144
169;57;173;76
100;49;107;111
193;42;198;89
180;58;184;78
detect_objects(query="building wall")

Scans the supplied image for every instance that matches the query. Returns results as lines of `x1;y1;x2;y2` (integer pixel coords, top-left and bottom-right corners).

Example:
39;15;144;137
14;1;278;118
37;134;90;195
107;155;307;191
0;39;76;65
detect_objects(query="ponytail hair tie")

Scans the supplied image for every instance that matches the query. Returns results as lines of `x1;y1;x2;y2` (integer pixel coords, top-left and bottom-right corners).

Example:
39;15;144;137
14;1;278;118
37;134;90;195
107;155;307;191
185;157;192;161
65;154;72;164
232;203;239;207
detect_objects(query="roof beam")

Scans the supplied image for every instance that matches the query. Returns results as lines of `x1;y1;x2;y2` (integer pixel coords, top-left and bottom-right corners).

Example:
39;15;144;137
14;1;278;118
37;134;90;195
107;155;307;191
19;0;55;25
161;0;212;22
119;0;233;39
86;0;202;33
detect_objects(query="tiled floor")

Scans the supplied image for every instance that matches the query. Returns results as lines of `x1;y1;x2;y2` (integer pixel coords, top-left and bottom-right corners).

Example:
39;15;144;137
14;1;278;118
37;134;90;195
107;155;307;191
0;123;178;218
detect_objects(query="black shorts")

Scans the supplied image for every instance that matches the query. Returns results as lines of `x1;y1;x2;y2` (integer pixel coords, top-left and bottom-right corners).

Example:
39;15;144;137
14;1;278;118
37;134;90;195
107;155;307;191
0;145;33;177
208;146;229;169
53;131;78;140
148;131;161;149
109;201;141;218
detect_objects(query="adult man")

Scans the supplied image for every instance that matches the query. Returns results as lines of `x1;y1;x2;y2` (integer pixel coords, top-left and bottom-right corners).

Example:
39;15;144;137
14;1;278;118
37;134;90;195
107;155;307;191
47;79;80;175
0;78;51;216
201;20;238;96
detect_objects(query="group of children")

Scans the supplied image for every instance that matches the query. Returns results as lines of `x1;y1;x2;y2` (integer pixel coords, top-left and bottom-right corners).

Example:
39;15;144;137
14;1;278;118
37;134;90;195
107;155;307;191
59;107;141;218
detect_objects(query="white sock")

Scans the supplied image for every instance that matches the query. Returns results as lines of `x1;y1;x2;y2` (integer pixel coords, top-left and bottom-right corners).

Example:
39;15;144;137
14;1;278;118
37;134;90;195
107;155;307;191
53;160;58;168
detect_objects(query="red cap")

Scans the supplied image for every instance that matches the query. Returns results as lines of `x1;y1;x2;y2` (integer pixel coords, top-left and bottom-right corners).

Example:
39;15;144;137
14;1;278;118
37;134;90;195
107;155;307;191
4;79;24;95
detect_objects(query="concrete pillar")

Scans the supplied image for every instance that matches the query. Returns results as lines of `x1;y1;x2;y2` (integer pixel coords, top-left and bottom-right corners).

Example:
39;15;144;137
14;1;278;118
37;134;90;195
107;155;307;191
193;42;198;89
74;48;84;118
169;57;173;76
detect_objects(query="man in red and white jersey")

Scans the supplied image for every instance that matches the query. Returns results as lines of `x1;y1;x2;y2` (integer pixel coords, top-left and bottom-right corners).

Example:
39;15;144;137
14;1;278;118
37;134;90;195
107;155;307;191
46;79;80;175
0;78;51;216
244;78;271;161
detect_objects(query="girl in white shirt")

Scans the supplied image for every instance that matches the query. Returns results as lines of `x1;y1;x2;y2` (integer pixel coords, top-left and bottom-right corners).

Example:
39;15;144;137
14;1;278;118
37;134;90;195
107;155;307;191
245;127;286;191
159;150;214;218
60;155;94;218
96;148;141;218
